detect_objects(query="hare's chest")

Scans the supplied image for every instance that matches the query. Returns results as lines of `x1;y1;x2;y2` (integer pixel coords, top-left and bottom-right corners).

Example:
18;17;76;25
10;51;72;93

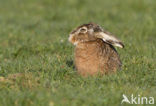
74;45;99;63
74;45;100;75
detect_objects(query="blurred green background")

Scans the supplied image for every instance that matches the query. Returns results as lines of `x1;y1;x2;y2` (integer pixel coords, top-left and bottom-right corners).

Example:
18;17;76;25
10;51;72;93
0;0;155;106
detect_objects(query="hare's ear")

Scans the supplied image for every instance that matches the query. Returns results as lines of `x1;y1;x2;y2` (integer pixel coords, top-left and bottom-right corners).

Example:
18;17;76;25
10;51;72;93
96;31;124;48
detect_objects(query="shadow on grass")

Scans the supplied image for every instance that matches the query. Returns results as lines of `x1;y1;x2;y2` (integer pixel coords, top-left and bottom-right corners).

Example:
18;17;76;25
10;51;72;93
66;60;75;70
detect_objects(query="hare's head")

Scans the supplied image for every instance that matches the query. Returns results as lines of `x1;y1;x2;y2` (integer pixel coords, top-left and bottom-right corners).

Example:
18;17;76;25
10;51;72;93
69;23;124;48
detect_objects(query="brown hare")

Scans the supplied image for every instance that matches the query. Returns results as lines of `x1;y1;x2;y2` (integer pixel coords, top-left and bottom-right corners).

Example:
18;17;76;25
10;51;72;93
68;23;124;76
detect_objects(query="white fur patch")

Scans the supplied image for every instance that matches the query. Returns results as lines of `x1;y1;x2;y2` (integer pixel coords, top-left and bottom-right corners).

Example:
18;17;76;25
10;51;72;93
68;34;73;42
68;34;78;46
73;41;78;45
88;29;94;34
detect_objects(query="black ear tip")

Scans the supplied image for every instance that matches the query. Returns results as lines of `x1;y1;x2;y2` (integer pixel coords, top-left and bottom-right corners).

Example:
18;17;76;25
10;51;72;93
120;42;125;48
123;44;125;48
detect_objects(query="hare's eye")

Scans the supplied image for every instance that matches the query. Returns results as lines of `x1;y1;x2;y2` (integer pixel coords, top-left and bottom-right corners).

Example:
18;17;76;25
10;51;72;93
80;27;87;33
81;28;86;31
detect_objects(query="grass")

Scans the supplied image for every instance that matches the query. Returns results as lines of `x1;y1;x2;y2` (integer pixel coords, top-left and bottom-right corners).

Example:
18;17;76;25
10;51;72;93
0;0;156;106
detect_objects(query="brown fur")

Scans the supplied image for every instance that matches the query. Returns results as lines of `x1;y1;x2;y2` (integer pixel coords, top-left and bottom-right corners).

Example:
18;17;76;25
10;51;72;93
74;39;121;76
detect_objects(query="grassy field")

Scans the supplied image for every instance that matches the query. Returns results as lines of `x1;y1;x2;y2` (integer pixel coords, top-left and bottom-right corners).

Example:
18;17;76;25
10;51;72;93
0;0;156;106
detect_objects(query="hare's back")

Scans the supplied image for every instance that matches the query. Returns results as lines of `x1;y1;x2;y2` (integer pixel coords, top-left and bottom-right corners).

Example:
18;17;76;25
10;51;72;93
99;41;122;72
